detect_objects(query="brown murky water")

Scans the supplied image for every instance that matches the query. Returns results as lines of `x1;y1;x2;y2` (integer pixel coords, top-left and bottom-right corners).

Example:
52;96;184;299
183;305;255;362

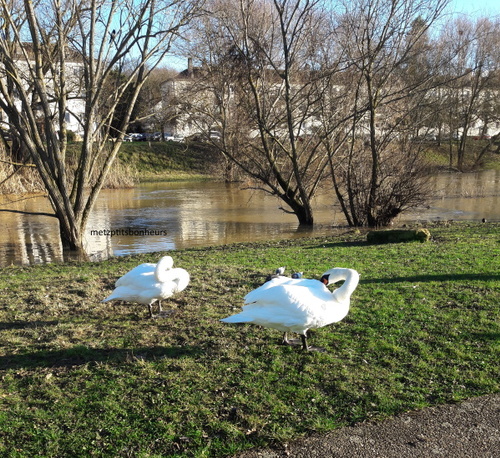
1;170;499;266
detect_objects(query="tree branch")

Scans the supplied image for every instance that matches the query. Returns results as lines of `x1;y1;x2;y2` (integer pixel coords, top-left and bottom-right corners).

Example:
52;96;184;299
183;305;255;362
0;158;37;167
0;209;56;218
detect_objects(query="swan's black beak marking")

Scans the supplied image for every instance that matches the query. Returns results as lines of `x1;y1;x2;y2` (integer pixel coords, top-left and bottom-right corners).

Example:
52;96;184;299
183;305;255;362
320;274;329;285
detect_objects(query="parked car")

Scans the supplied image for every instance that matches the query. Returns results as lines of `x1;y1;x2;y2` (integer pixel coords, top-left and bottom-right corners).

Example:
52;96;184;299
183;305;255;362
443;133;460;141
472;134;491;140
413;134;437;142
162;133;185;142
144;133;154;141
209;130;222;141
127;133;145;141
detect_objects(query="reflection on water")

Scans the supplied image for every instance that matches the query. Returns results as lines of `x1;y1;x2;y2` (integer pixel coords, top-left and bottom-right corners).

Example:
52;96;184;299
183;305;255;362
1;170;499;266
404;170;500;222
84;182;339;259
0;195;62;266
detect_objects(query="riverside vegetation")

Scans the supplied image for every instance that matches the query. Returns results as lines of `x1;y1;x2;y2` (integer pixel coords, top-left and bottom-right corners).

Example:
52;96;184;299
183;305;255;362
0;141;218;195
0;222;499;456
1;137;499;195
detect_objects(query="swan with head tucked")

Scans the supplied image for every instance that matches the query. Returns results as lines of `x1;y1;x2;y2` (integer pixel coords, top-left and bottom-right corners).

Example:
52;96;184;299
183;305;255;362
114;255;174;286
221;267;359;351
102;256;190;317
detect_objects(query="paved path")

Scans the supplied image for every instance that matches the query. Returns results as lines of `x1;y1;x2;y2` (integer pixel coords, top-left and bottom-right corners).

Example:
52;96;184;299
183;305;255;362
235;394;500;457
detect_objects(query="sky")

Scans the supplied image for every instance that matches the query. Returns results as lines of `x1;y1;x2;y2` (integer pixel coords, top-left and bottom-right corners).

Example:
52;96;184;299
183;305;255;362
165;0;500;71
449;0;500;17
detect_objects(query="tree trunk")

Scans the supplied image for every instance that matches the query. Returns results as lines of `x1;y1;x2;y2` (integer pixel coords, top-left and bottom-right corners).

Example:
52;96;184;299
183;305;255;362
296;207;314;226
285;197;314;226
57;215;85;254
0;0;199;259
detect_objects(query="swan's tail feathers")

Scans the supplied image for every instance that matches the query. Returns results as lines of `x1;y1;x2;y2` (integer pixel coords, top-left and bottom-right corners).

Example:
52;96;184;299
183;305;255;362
102;292;118;303
220;313;251;323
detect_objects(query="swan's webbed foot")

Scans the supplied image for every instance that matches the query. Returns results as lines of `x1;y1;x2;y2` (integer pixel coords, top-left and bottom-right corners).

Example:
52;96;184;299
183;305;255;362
281;332;304;347
300;334;326;352
156;309;175;318
280;332;325;351
149;301;169;319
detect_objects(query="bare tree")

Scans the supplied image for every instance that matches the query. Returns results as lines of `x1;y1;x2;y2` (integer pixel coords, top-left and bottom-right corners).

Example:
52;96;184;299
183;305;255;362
0;0;201;254
323;0;449;227
130;67;178;135
180;0;454;228
184;0;340;226
438;16;500;171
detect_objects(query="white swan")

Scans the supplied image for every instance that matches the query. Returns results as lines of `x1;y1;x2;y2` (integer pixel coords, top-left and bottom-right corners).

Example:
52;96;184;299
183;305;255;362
114;255;174;286
221;267;359;351
102;256;190;317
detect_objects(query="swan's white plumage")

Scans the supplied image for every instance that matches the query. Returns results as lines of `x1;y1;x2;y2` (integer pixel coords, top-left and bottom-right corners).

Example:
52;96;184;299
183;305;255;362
115;256;174;287
102;256;189;317
221;267;359;349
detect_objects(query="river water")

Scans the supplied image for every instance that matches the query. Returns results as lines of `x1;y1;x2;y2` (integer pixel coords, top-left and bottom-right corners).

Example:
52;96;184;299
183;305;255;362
1;170;499;267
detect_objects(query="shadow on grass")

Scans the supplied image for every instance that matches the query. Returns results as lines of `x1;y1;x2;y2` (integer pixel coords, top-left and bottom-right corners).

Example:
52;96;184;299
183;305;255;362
0;344;201;371
469;331;500;341
0;320;61;331
361;273;500;284
307;241;367;249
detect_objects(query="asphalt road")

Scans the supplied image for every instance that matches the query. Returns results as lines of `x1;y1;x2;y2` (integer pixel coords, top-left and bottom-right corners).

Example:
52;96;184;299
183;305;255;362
235;393;500;457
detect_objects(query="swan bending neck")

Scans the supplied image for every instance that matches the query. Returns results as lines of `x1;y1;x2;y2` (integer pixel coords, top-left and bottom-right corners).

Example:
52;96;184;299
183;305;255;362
155;256;173;282
328;268;359;302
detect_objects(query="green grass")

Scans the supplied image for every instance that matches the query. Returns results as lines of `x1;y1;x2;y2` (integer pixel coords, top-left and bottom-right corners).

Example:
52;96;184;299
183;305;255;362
1;222;499;456
116;141;218;182
422;140;500;171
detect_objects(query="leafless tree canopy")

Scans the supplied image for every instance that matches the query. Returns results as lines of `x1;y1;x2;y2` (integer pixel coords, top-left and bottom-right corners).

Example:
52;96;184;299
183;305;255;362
180;0;461;227
181;0;346;225
0;0;202;252
436;16;500;170
323;0;450;226
1;0;499;243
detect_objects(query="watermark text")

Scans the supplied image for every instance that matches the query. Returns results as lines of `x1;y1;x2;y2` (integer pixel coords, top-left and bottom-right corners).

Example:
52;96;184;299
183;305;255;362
90;228;167;237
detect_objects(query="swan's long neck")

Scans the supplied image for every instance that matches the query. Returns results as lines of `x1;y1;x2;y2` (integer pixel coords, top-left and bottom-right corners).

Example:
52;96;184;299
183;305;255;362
326;268;359;303
171;268;190;293
155;256;173;282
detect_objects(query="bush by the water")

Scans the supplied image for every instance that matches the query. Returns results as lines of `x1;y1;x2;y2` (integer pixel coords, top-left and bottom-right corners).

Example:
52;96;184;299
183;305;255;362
367;228;431;244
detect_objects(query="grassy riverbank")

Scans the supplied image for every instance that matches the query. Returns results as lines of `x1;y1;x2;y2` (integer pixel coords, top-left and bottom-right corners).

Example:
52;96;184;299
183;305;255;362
0;141;216;195
119;139;500;180
117;140;218;182
1;222;499;456
3;137;499;195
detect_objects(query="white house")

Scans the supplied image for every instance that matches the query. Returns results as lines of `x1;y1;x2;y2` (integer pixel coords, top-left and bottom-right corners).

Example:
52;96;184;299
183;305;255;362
0;44;87;139
160;62;500;143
